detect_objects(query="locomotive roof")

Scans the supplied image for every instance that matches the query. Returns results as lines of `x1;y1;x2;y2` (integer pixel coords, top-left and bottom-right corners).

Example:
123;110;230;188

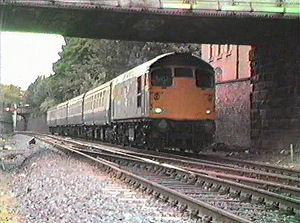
113;52;213;85
150;53;214;70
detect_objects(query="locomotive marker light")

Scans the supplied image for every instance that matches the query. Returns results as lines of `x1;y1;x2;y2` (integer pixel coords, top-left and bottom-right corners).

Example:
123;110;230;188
154;92;160;100
154;107;163;114
205;109;211;114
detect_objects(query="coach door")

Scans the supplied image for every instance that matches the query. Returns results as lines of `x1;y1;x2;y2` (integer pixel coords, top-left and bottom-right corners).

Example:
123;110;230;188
137;75;145;116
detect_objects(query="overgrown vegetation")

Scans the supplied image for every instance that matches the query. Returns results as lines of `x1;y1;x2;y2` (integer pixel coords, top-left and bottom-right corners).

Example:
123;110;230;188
1;84;24;109
25;38;201;114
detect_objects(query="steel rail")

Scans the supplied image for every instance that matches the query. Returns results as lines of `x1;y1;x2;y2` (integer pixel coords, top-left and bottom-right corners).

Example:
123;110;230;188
19;132;300;182
48;132;300;179
186;167;300;198
88;148;300;210
197;152;300;176
43;133;300;187
125;149;300;186
19;132;300;199
33;133;300;211
63;145;300;198
36;135;252;223
18;133;300;210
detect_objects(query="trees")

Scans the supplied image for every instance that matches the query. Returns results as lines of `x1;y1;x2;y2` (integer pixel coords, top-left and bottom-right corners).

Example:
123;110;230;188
1;84;24;109
25;76;59;114
26;38;201;113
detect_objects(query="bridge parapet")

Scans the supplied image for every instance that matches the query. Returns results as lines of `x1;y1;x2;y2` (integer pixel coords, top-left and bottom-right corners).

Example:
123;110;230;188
1;0;299;44
1;0;299;16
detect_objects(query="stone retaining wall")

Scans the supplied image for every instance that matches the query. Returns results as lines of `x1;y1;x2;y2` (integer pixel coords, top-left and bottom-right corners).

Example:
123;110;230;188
251;43;300;150
0;112;13;134
16;114;48;133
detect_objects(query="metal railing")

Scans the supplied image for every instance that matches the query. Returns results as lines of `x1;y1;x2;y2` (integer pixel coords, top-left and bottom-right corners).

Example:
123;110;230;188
1;0;299;15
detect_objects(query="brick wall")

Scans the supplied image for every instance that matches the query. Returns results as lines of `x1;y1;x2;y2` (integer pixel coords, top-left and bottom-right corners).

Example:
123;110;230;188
216;81;251;147
251;43;300;149
202;45;252;147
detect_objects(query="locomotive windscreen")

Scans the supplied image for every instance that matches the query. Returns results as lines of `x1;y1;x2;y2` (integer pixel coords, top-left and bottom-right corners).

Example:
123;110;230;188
196;69;214;88
151;68;172;87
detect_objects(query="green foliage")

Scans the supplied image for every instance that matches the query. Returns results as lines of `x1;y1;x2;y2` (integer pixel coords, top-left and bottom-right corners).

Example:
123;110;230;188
1;84;24;108
26;38;201;113
25;76;59;114
40;98;57;113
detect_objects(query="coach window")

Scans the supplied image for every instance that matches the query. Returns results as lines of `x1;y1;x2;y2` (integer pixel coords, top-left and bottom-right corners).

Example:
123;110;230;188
174;68;193;78
151;68;172;87
195;69;214;88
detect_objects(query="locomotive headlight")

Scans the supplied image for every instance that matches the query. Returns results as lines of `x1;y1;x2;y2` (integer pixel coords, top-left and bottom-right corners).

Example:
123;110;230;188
205;109;211;114
154;107;163;114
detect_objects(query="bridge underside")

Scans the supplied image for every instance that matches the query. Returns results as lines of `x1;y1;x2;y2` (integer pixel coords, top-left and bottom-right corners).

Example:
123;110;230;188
0;4;299;44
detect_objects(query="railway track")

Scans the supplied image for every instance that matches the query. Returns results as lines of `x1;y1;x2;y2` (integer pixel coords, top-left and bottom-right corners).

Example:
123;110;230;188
36;133;300;195
19;132;300;222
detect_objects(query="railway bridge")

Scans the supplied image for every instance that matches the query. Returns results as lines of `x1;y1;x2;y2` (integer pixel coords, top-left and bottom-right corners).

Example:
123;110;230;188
0;0;299;44
16;106;31;128
0;0;299;150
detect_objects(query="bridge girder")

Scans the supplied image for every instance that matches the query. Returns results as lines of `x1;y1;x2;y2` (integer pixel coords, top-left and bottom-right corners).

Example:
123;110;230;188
0;3;299;45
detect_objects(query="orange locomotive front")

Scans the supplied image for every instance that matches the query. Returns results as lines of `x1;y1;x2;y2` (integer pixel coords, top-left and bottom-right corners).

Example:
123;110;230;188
144;53;215;150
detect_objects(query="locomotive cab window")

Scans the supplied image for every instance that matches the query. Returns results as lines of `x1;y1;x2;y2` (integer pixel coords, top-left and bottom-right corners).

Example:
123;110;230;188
196;69;214;88
174;68;193;78
151;68;172;87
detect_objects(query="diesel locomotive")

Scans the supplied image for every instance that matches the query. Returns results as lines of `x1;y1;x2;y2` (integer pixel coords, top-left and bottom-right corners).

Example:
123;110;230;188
47;53;215;151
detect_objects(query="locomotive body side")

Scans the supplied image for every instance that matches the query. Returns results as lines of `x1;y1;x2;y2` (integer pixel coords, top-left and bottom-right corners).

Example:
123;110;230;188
110;57;162;121
111;72;147;121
